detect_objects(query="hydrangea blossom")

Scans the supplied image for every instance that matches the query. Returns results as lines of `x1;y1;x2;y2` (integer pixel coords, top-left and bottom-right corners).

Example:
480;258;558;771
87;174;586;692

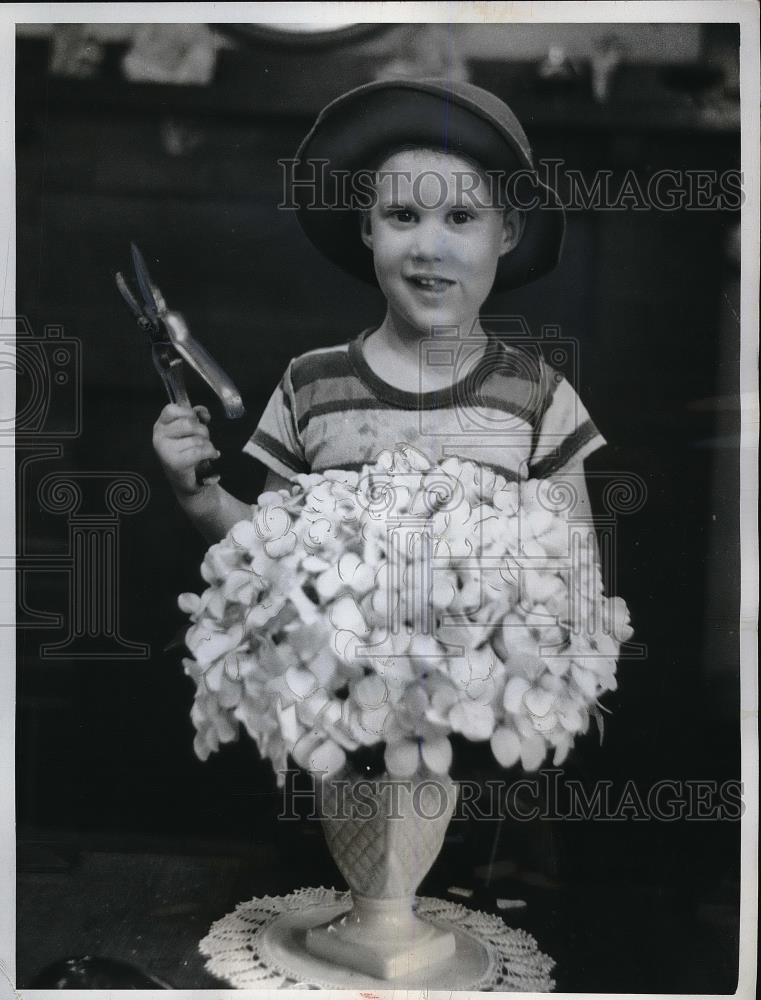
180;447;632;786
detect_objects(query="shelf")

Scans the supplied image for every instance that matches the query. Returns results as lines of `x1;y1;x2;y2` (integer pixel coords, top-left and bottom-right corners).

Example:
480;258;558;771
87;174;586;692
16;38;740;136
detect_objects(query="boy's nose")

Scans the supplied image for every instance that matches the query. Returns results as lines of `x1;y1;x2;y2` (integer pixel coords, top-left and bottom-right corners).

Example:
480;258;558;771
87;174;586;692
409;219;446;262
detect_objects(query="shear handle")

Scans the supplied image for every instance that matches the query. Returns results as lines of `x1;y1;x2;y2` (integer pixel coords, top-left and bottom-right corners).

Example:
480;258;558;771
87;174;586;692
152;346;219;487
163;312;245;419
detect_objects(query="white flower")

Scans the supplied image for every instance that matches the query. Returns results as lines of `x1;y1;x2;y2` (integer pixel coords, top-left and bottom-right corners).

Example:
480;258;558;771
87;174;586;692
491;724;547;772
185;620;244;668
184;658;239;760
292;729;347;781
342;674;393;746
504;672;563;729
603;595;634;643
315;552;375;602
567;632;619;698
440;456;480;506
179;450;631;784
383;711;453;778
492;483;520;517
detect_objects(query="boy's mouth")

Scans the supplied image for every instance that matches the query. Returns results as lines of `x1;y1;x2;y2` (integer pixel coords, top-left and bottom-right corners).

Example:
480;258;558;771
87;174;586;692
406;274;455;293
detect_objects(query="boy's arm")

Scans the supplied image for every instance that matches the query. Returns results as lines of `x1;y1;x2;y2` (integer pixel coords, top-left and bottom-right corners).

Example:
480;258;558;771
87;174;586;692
175;483;253;544
177;470;293;544
263;469;293;492
548;462;593;524
546;461;601;559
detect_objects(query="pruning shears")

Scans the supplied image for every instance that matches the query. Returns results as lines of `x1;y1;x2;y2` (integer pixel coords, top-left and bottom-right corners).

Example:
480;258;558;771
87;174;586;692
115;243;245;486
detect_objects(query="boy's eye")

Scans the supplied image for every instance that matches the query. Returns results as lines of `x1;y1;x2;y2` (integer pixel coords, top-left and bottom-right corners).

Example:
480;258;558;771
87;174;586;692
450;210;473;225
390;209;416;223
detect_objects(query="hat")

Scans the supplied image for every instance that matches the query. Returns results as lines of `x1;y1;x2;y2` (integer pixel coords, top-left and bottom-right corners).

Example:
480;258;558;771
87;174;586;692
293;78;566;291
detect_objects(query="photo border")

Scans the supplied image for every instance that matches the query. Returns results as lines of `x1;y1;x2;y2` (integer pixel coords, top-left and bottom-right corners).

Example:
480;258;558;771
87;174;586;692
1;2;757;998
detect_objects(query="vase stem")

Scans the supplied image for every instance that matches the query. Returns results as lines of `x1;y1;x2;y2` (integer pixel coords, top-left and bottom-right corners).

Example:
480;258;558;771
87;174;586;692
305;892;455;980
337;893;417;938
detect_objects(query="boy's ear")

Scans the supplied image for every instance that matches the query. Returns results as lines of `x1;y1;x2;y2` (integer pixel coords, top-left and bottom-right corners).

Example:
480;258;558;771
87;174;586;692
360;211;373;251
499;207;525;257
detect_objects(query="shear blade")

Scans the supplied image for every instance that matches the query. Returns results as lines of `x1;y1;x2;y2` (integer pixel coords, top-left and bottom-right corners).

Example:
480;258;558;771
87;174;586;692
115;271;145;320
131;242;161;319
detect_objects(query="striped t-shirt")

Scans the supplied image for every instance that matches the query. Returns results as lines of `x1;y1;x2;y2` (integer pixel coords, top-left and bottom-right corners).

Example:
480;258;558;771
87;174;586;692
244;330;605;483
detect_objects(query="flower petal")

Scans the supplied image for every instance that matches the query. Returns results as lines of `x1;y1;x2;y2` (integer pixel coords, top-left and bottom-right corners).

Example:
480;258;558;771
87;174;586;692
520;734;547;771
291;728;323;768
384;737;420;778
218;674;243;709
284;666;318;702
354;673;389;709
552;732;573;766
571;664;598;699
188;622;244;667
275;702;302;745
491;726;522;768
329;596;369;637
315;565;343;603
421;736;453;775
295;689;331;727
529;710;558;734
556;700;585;733
450;700;495;741
503;676;532;713
524;687;556;718
358;703;392;740
178;592;201;616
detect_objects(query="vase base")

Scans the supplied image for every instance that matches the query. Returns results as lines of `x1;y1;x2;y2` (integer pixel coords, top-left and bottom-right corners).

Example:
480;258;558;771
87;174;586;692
258;892;495;989
306;910;455;980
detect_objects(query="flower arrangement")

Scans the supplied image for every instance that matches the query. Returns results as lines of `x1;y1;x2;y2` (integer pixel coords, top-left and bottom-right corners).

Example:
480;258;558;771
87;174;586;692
180;446;632;786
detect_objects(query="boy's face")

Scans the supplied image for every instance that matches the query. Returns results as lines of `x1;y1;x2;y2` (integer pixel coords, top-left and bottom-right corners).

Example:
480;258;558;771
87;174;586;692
361;148;522;337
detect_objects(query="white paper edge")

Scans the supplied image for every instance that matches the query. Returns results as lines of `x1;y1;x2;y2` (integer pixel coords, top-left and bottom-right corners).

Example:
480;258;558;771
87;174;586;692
0;4;757;1000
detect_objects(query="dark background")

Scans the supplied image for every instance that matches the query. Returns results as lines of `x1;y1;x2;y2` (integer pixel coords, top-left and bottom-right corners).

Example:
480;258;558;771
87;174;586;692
15;22;742;992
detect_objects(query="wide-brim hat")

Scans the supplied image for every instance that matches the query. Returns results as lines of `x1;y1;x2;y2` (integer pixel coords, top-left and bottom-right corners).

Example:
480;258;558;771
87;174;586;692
293;78;566;291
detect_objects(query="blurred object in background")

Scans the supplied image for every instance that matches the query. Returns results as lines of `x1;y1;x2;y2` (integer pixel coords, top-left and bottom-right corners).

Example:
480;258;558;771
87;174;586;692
31;955;171;989
374;23;468;82
535;45;587;96
701;22;741;98
590;34;629;103
658;21;738;106
26;22;737;126
159;119;207;157
49;24;107;78
45;22;225;85
460;21;700;63
122;24;218;85
659;62;725;108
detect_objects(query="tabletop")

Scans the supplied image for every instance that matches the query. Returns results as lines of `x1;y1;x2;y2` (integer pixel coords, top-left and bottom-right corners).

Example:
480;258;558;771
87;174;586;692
16;837;739;992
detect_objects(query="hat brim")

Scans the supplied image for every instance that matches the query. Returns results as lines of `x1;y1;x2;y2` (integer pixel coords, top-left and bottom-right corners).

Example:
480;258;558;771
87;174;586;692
293;79;566;292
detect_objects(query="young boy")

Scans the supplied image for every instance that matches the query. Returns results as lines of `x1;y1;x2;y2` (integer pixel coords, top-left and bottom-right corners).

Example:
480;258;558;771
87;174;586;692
153;78;605;538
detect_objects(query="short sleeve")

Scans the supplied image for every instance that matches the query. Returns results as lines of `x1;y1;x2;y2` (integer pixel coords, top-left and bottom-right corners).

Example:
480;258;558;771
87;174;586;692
529;367;607;478
242;361;309;479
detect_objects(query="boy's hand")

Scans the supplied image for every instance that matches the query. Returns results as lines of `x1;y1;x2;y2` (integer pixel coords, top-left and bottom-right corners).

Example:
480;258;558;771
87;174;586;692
152;403;221;496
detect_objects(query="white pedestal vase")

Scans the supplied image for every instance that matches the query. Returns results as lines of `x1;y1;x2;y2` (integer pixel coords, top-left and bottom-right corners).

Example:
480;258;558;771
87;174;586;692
305;771;458;980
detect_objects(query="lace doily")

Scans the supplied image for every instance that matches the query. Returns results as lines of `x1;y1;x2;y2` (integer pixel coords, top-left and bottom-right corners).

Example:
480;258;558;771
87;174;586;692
200;886;556;991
